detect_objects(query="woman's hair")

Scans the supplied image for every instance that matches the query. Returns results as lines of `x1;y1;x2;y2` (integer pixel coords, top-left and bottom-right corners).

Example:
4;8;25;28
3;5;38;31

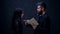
12;8;23;30
12;8;23;20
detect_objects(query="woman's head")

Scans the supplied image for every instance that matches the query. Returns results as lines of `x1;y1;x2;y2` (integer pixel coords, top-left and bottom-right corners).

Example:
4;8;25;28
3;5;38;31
14;8;24;18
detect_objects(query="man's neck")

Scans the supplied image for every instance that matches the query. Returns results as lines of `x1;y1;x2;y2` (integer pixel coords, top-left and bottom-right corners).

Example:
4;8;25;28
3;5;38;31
38;11;45;16
42;11;45;16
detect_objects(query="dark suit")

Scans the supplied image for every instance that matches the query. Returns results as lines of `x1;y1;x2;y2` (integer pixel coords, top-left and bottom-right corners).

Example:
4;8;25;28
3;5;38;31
34;13;50;34
12;18;23;34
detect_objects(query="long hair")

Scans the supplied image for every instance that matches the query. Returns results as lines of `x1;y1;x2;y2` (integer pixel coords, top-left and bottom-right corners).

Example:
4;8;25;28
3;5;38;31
13;8;23;20
12;8;23;31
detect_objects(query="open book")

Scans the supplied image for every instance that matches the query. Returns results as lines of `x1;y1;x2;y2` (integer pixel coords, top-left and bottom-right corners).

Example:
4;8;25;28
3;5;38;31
29;18;39;29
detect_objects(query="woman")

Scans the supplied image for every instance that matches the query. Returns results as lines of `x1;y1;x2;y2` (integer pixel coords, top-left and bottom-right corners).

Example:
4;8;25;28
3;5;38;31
12;8;24;34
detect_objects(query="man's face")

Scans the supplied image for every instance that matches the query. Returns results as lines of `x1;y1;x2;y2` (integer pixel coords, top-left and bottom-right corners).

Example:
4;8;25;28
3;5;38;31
37;5;42;13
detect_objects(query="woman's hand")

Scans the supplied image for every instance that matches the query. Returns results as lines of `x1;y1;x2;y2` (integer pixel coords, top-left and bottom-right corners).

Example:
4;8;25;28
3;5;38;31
24;20;30;25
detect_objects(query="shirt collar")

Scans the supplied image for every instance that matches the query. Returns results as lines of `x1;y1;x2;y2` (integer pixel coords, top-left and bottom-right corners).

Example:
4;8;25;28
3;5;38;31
37;12;46;17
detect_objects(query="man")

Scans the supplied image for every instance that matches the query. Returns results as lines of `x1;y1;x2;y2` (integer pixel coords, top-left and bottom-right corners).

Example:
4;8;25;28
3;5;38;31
12;8;24;34
34;2;50;34
25;2;50;34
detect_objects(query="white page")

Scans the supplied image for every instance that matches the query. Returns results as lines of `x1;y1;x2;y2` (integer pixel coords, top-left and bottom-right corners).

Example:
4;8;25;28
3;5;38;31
29;18;39;29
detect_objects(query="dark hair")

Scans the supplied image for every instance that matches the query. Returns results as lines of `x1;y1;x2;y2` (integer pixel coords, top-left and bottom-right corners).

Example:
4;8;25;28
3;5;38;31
36;1;46;11
13;8;23;19
12;8;23;31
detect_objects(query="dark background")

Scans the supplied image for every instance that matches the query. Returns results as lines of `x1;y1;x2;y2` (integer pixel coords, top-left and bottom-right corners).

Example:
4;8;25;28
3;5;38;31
1;0;60;34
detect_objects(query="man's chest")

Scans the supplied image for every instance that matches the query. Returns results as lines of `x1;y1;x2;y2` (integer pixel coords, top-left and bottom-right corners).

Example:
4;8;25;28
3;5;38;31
34;15;48;27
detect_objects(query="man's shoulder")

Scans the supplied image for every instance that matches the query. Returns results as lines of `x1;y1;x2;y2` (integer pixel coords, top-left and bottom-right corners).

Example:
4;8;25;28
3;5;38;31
44;13;51;21
44;12;49;18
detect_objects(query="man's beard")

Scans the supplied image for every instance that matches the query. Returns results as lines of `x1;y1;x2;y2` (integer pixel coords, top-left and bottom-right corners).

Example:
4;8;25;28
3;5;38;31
38;11;43;15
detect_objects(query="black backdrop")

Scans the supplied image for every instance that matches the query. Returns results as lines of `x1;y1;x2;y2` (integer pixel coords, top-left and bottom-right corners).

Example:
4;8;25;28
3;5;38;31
1;0;60;34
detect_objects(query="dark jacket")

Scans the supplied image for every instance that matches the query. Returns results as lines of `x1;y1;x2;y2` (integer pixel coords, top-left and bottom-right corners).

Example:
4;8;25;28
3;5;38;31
34;13;50;34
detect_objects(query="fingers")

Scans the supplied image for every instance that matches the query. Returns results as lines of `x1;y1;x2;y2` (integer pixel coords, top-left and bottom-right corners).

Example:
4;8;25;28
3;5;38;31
24;20;30;25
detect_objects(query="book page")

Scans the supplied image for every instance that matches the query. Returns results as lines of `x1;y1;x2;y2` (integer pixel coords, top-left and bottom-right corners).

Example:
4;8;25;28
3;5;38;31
29;18;39;29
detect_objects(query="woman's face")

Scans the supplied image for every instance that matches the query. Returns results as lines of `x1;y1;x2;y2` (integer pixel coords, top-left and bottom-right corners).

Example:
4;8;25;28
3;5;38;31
21;13;24;18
